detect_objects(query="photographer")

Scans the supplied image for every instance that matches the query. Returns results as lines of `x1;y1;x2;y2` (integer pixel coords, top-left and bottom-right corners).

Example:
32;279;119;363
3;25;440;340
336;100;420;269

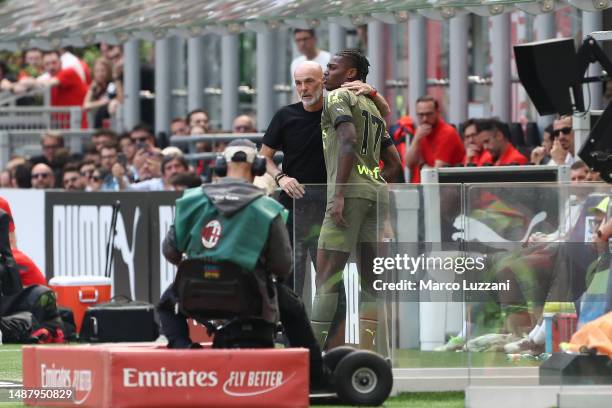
157;139;329;391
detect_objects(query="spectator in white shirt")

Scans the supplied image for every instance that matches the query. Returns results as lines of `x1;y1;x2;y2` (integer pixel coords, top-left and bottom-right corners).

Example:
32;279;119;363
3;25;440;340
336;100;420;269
290;29;330;83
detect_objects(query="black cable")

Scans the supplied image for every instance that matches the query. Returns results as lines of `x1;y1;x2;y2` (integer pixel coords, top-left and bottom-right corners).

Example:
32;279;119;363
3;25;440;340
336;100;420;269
104;200;121;278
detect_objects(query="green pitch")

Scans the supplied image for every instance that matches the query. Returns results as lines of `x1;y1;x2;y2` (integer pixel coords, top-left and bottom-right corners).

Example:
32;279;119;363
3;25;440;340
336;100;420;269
0;345;22;382
394;348;541;368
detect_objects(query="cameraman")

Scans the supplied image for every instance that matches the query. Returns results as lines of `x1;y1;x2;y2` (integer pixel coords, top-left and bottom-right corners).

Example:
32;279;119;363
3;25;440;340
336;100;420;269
157;139;329;390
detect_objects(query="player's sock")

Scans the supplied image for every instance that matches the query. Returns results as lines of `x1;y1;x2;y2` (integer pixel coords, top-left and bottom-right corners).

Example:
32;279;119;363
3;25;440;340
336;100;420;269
325;285;347;349
359;318;378;350
310;291;339;348
359;291;379;350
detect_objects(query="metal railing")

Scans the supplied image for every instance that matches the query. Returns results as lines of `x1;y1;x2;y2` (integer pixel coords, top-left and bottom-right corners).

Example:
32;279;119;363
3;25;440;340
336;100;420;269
170;133;264;154
0;129;98;169
0;106;83;130
0;87;50;107
169;133;286;165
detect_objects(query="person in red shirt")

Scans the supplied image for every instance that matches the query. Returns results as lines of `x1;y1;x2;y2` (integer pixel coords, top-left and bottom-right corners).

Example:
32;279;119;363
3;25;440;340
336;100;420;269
0;197;46;286
389;115;415;170
13;50;88;128
405;95;465;183
478;118;528;166
461;118;492;166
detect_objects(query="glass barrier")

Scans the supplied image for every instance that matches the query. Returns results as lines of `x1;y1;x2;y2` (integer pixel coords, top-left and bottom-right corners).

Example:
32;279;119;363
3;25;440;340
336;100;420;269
292;183;395;357
292;181;612;402
462;182;612;404
376;183;467;368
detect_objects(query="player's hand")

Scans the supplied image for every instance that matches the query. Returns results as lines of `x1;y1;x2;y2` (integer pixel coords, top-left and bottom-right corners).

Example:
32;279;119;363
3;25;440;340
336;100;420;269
330;195;348;228
279;176;305;199
530;146;546;164
341;80;372;96
550;139;566;165
414;124;432;141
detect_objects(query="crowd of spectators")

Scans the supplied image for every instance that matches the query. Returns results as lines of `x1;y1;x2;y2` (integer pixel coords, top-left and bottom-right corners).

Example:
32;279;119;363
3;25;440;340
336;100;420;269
389;96;600;183
0;39;600;194
0;118;229;192
0;44;264;192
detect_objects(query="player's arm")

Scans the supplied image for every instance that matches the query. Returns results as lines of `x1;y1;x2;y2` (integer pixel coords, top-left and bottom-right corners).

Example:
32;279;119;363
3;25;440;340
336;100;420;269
371;92;390;117
379;132;401;182
341;81;390;116
381;144;402;182
331;121;357;227
335;121;358;194
327;90;357;227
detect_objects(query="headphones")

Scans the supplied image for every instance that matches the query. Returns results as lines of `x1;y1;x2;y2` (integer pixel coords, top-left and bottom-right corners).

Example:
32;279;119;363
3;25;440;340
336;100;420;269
214;151;267;177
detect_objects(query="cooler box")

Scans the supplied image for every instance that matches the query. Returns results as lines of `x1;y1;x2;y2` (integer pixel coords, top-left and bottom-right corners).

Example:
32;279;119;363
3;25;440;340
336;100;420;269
188;318;213;343
545;312;578;353
49;276;112;333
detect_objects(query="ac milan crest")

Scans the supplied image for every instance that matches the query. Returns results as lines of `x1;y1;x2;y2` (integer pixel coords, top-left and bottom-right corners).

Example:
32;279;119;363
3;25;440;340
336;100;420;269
201;219;222;248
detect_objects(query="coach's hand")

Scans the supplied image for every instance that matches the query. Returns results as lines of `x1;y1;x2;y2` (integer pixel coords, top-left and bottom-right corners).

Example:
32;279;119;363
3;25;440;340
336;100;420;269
330;195;348;228
279;176;305;199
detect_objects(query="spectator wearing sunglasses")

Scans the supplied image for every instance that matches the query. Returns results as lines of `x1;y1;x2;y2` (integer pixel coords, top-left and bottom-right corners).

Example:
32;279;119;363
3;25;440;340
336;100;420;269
127;124;156;181
30;163;55;189
130;123;156;149
548;115;575;166
87;167;105;192
78;160;96;180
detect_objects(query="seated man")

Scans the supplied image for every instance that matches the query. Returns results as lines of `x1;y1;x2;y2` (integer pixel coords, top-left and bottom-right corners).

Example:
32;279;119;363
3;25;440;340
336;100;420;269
157;139;328;389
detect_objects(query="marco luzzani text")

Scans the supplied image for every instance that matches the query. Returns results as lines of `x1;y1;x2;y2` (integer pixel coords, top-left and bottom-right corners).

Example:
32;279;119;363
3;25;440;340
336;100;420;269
371;254;511;292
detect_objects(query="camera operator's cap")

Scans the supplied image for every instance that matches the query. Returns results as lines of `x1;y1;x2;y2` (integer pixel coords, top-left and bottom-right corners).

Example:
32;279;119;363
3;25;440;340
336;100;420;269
223;139;257;163
588;196;610;214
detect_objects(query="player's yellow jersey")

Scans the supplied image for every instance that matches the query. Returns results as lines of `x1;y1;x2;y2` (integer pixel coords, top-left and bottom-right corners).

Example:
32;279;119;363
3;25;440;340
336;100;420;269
321;88;390;203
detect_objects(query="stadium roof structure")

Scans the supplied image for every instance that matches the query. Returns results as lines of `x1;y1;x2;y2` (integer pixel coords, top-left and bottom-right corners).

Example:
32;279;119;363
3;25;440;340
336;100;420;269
0;0;609;50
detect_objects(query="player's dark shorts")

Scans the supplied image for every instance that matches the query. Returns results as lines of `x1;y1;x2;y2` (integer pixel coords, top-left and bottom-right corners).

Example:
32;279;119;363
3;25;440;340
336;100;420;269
317;197;384;253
